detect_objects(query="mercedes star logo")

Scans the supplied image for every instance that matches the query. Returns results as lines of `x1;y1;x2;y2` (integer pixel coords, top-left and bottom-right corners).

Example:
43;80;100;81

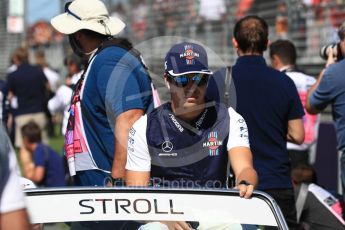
162;141;173;152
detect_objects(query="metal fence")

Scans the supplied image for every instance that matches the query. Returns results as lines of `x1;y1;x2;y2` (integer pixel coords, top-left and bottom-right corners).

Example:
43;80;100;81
110;0;345;74
1;0;345;81
106;0;345;102
0;0;24;79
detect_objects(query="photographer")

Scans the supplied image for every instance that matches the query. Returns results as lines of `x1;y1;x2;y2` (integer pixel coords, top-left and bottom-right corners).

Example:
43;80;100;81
306;22;345;203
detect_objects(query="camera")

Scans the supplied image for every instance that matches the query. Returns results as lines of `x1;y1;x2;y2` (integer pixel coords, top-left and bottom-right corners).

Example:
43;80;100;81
320;43;343;61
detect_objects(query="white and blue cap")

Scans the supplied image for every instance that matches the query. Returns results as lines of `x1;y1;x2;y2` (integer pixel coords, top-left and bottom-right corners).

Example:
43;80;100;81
165;42;213;76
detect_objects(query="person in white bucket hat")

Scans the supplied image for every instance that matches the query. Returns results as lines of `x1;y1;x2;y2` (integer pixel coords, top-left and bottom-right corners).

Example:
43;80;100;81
51;0;155;190
51;0;125;36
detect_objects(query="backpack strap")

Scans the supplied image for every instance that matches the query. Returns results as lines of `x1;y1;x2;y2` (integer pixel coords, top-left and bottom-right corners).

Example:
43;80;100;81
296;183;309;222
224;66;232;107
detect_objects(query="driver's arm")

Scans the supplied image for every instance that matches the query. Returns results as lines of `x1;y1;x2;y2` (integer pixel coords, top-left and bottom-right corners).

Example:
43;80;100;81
229;146;258;198
112;109;144;180
126;171;150;186
125;115;151;186
227;108;258;198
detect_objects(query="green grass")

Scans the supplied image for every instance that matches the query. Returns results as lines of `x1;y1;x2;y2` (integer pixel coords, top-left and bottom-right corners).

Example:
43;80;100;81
49;124;64;155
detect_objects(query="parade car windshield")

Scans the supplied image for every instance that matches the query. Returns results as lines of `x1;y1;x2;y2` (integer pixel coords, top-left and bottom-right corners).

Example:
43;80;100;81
25;187;288;230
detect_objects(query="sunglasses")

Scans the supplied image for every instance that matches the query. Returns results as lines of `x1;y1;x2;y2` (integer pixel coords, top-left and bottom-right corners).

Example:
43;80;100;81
167;74;209;87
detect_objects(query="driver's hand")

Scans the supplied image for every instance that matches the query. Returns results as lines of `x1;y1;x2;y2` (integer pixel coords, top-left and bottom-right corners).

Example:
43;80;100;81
235;183;254;199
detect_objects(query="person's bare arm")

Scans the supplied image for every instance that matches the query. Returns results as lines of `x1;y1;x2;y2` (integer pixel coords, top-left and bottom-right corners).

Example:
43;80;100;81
229;146;258;199
287;118;304;145
306;69;325;114
19;148;45;183
6;114;13;134
306;48;335;114
6;91;14;131
125;170;150;186
19;147;34;178
25;166;45;184
111;109;144;179
0;209;31;230
7;90;13;102
306;67;332;115
45;81;51;92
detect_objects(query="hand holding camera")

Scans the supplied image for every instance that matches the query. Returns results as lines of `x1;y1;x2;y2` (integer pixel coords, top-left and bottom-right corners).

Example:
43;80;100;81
326;45;336;67
320;43;343;64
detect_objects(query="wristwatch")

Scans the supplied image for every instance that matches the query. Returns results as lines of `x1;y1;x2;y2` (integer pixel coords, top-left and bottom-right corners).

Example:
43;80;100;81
238;180;251;186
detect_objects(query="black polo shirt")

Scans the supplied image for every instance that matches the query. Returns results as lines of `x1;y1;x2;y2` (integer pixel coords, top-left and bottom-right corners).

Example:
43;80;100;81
7;63;47;116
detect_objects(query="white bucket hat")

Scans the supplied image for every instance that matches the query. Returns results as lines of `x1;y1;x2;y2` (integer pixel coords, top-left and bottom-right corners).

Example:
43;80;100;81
51;0;125;36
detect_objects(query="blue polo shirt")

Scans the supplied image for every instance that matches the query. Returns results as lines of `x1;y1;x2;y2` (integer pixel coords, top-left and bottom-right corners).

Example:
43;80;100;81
309;60;345;151
81;46;153;178
207;56;304;190
33;143;65;187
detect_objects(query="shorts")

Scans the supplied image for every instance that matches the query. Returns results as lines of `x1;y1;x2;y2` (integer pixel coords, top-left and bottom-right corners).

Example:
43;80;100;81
15;112;48;148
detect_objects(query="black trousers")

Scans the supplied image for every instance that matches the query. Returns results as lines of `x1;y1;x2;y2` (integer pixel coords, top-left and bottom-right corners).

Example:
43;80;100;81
288;149;309;169
263;188;301;230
